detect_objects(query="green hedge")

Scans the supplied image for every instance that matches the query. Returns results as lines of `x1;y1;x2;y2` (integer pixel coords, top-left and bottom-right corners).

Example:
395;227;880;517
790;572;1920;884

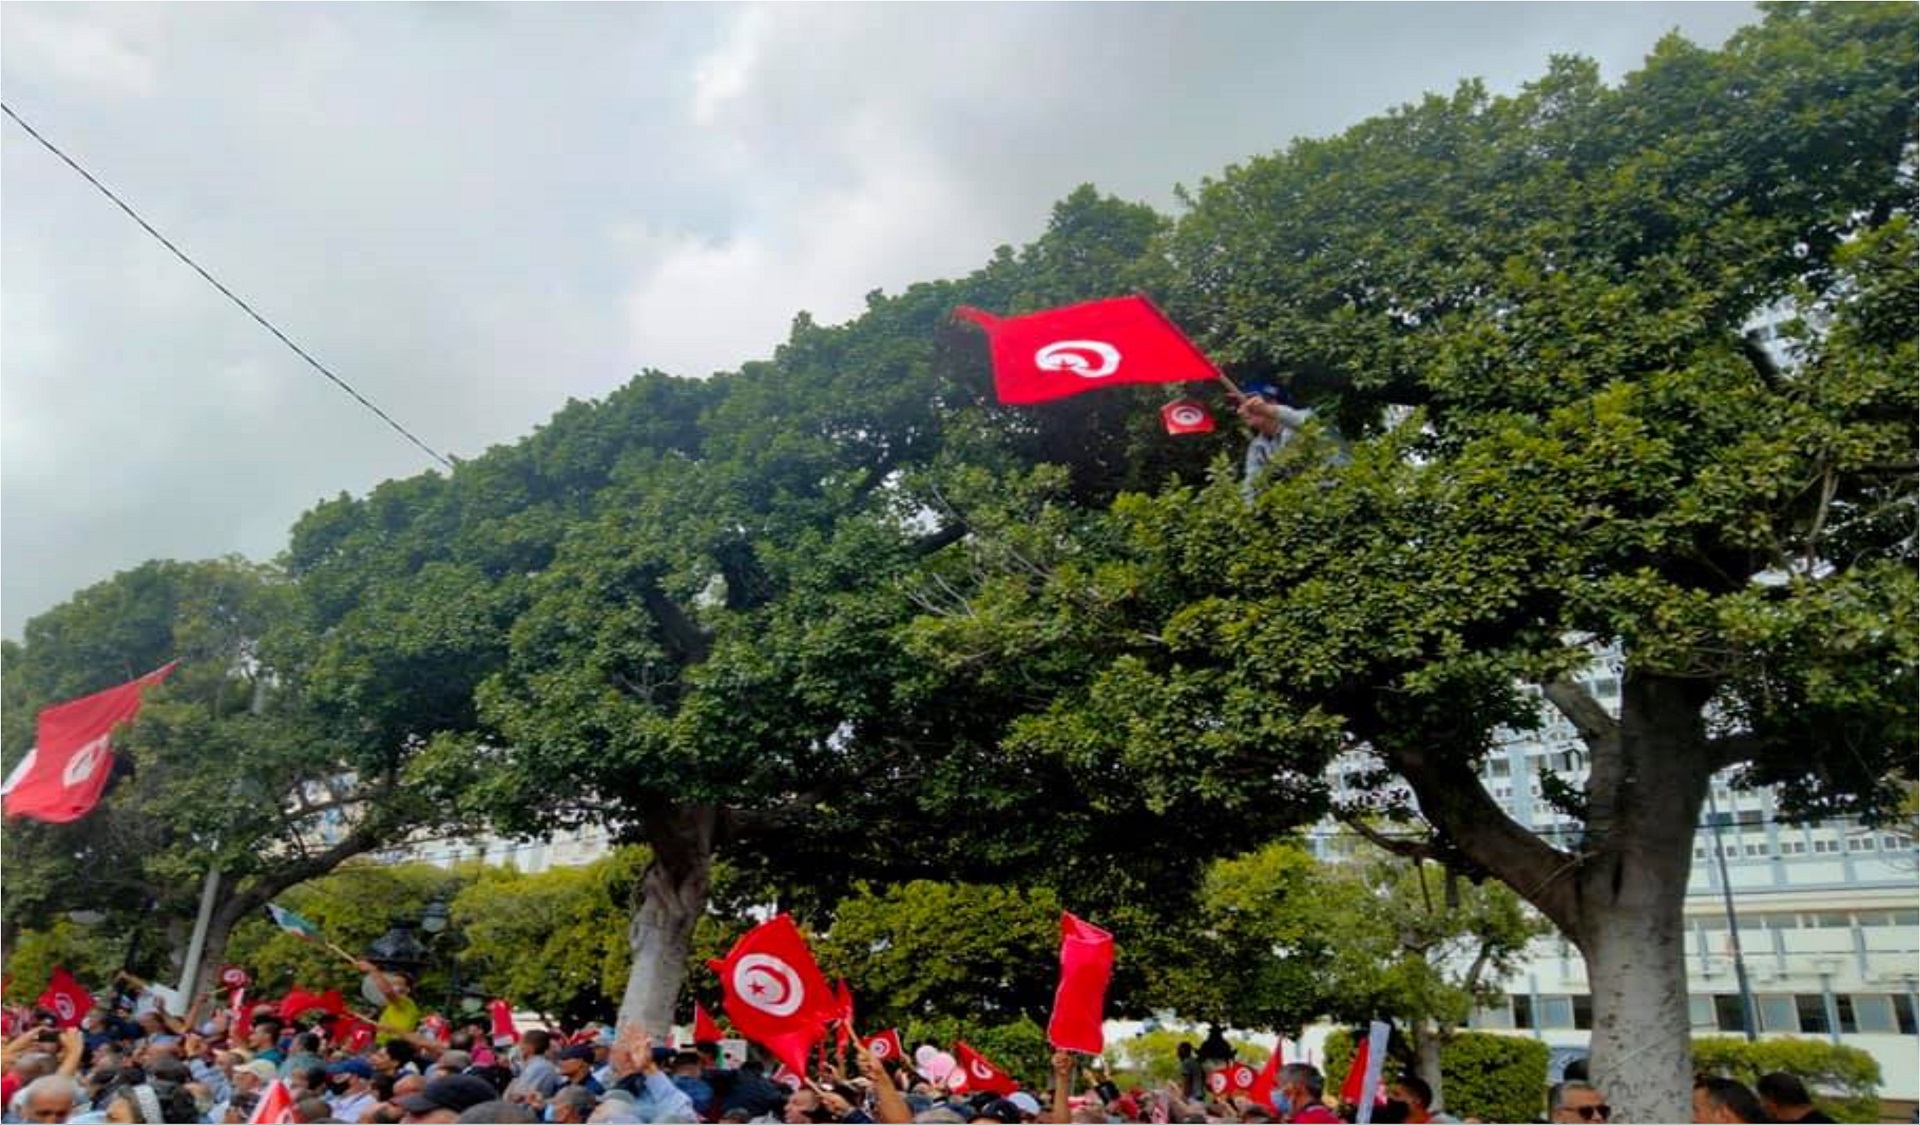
1691;1036;1882;1124
1324;1029;1549;1124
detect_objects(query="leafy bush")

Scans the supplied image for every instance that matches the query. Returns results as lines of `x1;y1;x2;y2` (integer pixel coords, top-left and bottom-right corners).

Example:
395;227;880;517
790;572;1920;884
1691;1036;1882;1124
1324;1029;1548;1123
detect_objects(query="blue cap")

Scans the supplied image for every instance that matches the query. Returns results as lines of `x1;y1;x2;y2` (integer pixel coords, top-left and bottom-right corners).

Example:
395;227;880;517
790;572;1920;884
328;1057;375;1078
1239;382;1287;404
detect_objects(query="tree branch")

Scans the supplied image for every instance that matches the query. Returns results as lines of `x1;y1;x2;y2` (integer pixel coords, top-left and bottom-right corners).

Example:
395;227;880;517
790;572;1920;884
638;578;714;665
1540;678;1618;754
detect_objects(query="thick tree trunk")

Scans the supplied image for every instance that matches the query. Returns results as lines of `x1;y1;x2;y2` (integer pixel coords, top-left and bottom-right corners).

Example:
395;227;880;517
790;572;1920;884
617;800;718;1035
1386;670;1710;1124
1567;674;1708;1124
1411;1020;1444;1110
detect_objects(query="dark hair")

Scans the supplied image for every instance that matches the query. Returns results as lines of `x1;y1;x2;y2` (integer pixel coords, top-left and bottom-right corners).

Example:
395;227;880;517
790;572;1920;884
1563;1056;1590;1082
296;1095;333;1121
383;1038;418;1066
1395;1074;1433;1108
522;1028;552;1054
372;1072;397;1100
297;1031;322;1053
1694;1076;1768;1123
302;1063;329;1091
457;1100;537;1123
1755;1072;1813;1107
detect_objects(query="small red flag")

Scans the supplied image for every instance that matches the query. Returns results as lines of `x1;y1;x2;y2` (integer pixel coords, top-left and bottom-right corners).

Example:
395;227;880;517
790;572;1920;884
693;1000;723;1043
831;979;855;1053
1249;1044;1283;1109
3;662;177;823
248;1078;297;1124
1161;397;1216;435
1339;1035;1370;1107
35;967;92;1029
488;998;519;1043
228;989;253;1044
1046;912;1115;1053
949;1041;1018;1096
706;913;837;1077
954;296;1220;405
863;1028;904;1064
278;987;346;1022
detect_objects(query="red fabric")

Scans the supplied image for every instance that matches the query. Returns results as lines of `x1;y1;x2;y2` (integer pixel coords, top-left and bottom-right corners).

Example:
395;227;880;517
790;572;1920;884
1046;912;1114;1053
692;1001;723;1043
488;998;519;1042
278;987;346;1022
862;1028;904;1063
1161;397;1216;435
1227;1063;1257;1093
831;979;854;1054
954;296;1220;405
1292;1106;1344;1123
3;663;177;823
950;1041;1018;1096
1338;1037;1369;1107
36;966;92;1028
0;1075;18;1112
705;913;836;1077
1249;1043;1283;1109
248;1078;297;1124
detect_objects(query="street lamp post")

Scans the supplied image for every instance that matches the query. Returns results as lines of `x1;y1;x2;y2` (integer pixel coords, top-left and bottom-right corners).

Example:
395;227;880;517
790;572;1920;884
1706;787;1760;1042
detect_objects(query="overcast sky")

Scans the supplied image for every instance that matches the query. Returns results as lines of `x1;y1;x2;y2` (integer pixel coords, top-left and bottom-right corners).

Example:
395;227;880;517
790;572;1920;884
1;2;1762;640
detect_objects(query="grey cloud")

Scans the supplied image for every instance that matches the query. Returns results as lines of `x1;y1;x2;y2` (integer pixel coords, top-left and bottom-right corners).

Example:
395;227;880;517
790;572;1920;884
2;2;1759;637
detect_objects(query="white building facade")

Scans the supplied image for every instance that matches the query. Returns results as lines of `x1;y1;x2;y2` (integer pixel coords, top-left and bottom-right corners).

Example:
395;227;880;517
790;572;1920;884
1309;656;1919;1104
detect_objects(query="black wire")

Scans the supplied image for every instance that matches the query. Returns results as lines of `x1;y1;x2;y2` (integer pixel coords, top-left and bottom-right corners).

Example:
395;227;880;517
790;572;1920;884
2;100;455;471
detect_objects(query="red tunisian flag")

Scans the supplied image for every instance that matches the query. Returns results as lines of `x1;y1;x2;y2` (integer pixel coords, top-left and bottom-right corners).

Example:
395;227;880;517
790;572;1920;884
954;295;1221;405
1046;912;1115;1053
1248;1044;1284;1109
862;1028;905;1065
706;913;837;1076
248;1078;297;1124
948;1041;1018;1096
36;967;93;1028
3;662;177;823
1161;397;1216;435
693;1000;724;1043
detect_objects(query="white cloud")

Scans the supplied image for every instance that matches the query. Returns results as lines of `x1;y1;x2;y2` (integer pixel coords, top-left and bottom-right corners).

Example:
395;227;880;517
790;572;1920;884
3;7;160;97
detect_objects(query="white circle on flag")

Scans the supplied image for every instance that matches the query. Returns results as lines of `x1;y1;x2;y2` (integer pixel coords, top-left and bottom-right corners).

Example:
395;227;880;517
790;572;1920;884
970;1059;994;1080
62;734;110;789
1207;1071;1229;1096
1170;404;1205;427
1035;340;1121;379
52;993;76;1022
868;1037;893;1059
732;953;804;1017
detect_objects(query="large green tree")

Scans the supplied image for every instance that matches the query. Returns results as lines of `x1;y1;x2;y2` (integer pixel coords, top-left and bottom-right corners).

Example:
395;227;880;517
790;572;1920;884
946;7;1916;1119
1;558;450;998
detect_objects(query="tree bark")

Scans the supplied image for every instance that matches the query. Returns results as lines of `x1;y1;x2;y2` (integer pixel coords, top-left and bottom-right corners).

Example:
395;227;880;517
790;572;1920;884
1567;673;1708;1125
1384;670;1710;1123
616;799;719;1035
1411;1019;1444;1110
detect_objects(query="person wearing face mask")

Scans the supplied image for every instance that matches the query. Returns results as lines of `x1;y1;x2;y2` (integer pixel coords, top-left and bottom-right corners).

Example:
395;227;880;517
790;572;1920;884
326;1057;379;1123
1273;1063;1341;1124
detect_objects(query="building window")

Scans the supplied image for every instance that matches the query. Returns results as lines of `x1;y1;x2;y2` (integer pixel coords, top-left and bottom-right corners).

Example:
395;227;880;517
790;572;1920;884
1850;995;1897;1034
1714;994;1749;1033
1847;835;1874;852
1688;995;1717;1029
1758;994;1800;1033
1572;994;1594;1030
1744;842;1770;857
1795;994;1831;1036
1472;1003;1513;1030
1894;993;1917;1036
1538;996;1575;1029
1779;839;1807;855
1812;838;1840;854
1512;995;1534;1030
1835;994;1859;1034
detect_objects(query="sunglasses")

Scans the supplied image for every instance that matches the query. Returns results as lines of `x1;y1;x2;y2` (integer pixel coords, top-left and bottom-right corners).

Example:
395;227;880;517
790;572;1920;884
1573;1106;1612;1121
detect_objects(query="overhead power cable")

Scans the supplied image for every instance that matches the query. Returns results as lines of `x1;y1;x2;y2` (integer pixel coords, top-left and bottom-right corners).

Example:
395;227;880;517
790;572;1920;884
2;100;455;471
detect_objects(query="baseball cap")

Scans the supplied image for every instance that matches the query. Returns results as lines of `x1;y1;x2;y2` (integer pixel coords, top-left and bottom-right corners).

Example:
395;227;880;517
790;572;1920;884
395;1074;498;1116
1007;1091;1042;1117
327;1057;374;1079
558;1044;596;1063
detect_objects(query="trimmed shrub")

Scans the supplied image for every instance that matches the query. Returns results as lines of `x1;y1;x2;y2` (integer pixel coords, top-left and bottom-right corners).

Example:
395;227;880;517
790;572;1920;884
1324;1028;1549;1124
1691;1036;1881;1124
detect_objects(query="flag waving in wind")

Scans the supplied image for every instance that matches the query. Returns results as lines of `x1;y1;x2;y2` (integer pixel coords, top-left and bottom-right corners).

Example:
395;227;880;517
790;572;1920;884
693;1001;723;1043
707;913;837;1076
948;1041;1018;1096
2;662;177;824
954;296;1222;405
1046;912;1115;1053
266;903;322;941
36;967;93;1029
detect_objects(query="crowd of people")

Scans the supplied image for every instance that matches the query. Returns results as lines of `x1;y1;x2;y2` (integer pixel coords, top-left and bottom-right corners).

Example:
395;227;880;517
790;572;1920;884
0;971;1850;1125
